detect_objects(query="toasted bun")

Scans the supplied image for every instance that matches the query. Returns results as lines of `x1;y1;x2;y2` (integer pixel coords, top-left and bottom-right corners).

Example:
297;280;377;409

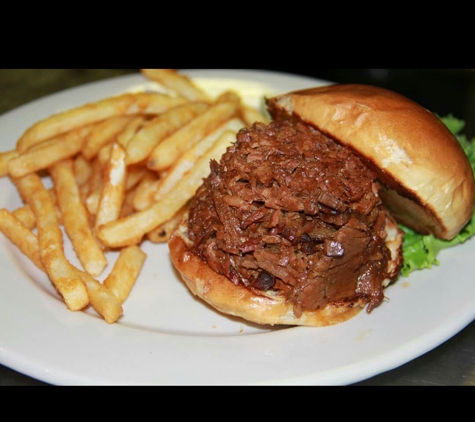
168;211;403;327
267;84;475;240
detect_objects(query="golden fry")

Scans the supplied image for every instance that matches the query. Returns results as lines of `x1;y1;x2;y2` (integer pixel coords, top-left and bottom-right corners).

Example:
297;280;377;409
11;205;36;231
12;189;61;230
50;159;108;277
0;150;19;177
13;173;89;311
94;143;126;229
125;164;147;191
153;118;244;203
76;270;123;324
216;90;241;103
116;115;148;148
97;143;114;167
85;189;102;216
96;130;236;248
218;90;268;125
147;100;239;172
11;188;63;230
240;104;269;126
131;170;162;211
8;126;89;178
73;154;93;187
103;245;146;304
0;208;45;271
141;69;210;101
0;69;267;324
126;102;208;165
146;204;188;243
84;158;104;214
16;92;187;153
82;115;135;160
120;189;137;218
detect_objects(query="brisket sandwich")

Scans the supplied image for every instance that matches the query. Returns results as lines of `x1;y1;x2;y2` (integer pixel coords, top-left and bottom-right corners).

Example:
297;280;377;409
168;84;475;327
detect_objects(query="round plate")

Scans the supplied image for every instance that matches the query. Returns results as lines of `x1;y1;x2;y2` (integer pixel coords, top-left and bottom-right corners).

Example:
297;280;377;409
0;69;474;385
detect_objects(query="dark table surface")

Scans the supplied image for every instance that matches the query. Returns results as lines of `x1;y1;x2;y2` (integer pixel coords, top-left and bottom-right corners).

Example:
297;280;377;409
1;68;475;386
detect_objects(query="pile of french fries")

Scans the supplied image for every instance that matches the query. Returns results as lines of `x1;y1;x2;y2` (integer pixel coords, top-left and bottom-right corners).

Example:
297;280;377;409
0;69;268;324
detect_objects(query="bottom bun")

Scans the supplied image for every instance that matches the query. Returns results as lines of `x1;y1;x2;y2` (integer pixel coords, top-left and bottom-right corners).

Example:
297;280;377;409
168;212;403;327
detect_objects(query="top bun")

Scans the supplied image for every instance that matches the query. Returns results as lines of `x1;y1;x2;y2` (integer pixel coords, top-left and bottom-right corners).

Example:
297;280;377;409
267;84;475;240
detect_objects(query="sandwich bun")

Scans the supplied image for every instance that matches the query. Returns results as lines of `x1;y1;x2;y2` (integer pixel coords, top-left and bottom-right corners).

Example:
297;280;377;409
168;83;474;327
267;84;475;240
169;209;403;326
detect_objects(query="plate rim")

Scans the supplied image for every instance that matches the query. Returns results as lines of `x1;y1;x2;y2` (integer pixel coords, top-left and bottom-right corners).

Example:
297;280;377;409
0;69;474;386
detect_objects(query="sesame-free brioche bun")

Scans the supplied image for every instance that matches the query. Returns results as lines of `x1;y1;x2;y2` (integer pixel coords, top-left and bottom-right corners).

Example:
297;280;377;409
168;210;403;327
266;84;475;240
168;83;472;327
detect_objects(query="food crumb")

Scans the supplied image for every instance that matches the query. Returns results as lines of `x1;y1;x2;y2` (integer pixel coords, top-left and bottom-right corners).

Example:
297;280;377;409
354;329;373;342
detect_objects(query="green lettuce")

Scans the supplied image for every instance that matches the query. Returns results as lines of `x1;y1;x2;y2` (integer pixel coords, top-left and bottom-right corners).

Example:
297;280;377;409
400;114;475;276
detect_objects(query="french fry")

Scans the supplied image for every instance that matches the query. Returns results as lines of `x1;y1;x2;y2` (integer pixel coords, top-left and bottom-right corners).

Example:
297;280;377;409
50;159;108;277
8;126;90;178
0;69;269;324
141;69;210;101
216;90;241;103
82;115;135;160
97;143;114;167
146;204;188;243
116;115;148;148
16;92;188;153
147;100;239;172
11;188;61;230
120;188;137;218
152;118;244;203
96;130;236;248
75;269;123;324
125;102;209;165
85;189;102;216
217;90;268;125
103;245;146;304
0;150;19;177
0;208;45;271
84;158;104;214
73;154;93;187
11;205;36;231
241;104;269;126
131;170;162;211
125;164;147;191
47;189;64;225
0;208;120;323
13;173;89;311
94;143;126;229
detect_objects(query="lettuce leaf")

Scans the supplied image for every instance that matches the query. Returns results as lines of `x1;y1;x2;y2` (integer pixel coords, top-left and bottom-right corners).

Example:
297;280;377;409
400;114;475;277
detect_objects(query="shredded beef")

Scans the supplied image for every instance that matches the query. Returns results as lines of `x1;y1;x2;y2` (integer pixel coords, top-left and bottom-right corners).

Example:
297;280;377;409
187;119;395;316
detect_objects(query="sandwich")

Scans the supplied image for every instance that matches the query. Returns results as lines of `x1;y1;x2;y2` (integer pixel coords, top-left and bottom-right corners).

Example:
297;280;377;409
168;83;475;327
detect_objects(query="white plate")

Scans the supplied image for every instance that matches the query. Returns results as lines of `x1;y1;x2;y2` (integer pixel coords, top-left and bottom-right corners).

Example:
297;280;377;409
1;69;474;386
